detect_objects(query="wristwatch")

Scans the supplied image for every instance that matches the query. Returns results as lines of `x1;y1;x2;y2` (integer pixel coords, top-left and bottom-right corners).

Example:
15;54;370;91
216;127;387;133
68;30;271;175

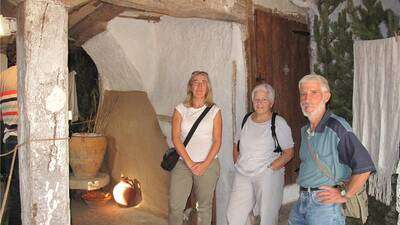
338;186;347;198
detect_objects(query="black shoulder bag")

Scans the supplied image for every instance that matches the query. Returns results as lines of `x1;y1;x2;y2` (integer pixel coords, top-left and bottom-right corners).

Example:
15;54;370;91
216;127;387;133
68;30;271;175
237;112;282;153
160;105;213;171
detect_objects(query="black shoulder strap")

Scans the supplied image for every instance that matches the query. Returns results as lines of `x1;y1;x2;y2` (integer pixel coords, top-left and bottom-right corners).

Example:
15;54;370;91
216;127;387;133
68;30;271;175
241;112;253;129
183;105;213;147
271;112;282;153
271;112;277;137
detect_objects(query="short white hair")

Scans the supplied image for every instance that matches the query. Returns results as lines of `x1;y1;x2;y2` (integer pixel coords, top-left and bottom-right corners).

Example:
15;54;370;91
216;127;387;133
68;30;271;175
298;74;330;92
251;83;275;104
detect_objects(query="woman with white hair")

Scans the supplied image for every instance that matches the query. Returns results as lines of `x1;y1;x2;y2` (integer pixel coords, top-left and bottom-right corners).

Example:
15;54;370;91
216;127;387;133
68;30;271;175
169;71;222;225
227;83;294;225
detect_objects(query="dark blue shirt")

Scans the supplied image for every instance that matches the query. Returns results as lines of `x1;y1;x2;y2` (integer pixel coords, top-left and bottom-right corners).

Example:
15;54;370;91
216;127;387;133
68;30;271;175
298;110;376;187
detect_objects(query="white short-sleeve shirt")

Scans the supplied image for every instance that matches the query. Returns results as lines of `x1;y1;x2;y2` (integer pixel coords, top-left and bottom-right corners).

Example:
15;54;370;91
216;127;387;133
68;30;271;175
175;103;220;162
235;114;294;176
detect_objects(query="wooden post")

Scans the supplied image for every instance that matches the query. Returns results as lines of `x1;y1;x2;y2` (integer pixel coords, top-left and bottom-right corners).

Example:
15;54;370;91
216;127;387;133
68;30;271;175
16;1;70;224
245;0;256;111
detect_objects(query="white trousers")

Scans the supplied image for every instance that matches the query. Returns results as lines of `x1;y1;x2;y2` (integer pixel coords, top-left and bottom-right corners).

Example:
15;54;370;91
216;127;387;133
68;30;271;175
226;168;284;225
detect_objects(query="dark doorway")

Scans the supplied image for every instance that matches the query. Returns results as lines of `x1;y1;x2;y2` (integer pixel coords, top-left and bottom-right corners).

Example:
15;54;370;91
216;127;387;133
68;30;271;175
253;9;310;185
68;44;100;134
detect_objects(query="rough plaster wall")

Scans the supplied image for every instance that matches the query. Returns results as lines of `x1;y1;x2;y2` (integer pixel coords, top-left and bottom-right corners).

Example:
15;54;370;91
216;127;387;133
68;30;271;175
153;17;233;114
255;0;307;16
107;18;158;93
83;31;144;92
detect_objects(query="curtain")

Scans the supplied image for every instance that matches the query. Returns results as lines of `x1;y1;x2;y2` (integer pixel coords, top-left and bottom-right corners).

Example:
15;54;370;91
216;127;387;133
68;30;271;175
353;37;400;205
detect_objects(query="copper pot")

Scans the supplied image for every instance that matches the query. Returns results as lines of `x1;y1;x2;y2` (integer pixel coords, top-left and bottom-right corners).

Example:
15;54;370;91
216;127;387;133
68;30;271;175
113;176;142;207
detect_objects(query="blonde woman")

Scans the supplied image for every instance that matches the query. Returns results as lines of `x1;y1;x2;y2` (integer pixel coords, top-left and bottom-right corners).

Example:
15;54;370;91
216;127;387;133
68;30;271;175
169;71;222;225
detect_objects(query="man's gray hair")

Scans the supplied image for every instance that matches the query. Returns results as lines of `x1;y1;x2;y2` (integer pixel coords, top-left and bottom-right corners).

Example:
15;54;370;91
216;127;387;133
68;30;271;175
298;74;330;92
251;83;275;103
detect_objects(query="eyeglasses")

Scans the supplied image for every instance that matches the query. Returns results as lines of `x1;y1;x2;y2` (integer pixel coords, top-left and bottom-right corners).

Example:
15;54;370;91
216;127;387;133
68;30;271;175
253;98;269;103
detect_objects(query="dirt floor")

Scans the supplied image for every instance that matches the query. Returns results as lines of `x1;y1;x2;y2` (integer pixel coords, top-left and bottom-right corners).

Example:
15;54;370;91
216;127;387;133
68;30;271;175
71;198;168;225
71;197;293;225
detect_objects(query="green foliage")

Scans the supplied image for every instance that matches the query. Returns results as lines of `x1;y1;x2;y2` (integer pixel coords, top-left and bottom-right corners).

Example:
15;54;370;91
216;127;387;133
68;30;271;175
68;44;100;134
386;10;400;36
313;0;400;122
348;0;399;39
314;0;354;121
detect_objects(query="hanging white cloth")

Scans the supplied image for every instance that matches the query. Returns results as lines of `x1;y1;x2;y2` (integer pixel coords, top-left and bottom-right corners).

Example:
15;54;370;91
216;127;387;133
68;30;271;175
69;70;79;122
353;37;400;205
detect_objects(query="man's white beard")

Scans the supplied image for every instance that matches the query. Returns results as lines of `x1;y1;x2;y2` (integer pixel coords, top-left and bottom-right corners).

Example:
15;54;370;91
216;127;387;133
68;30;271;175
301;99;326;119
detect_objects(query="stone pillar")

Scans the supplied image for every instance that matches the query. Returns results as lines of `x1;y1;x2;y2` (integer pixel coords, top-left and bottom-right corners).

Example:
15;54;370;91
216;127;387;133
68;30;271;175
16;1;70;224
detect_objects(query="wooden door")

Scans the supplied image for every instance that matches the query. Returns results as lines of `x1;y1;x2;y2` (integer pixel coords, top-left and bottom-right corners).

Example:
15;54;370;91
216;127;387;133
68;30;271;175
254;10;310;184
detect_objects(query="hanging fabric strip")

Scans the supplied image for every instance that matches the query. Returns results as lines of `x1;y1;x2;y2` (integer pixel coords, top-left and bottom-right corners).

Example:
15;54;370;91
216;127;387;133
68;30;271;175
353;37;400;205
69;70;79;122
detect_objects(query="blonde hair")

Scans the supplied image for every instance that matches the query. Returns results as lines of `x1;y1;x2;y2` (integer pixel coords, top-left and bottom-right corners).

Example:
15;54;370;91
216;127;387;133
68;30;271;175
184;71;214;107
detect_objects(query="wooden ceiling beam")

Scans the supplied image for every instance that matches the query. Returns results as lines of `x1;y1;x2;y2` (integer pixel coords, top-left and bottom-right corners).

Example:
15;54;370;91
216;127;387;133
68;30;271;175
65;0;94;11
70;21;108;46
69;3;126;45
5;0;250;46
117;10;162;22
1;0;18;17
5;0;97;11
99;0;248;23
4;0;19;6
68;0;103;28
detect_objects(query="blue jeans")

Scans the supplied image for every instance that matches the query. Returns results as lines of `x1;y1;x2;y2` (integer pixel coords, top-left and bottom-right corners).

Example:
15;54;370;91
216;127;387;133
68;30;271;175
288;191;345;225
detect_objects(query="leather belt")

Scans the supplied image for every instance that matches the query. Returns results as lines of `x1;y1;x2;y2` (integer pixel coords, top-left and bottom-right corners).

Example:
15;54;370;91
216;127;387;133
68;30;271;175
300;185;339;192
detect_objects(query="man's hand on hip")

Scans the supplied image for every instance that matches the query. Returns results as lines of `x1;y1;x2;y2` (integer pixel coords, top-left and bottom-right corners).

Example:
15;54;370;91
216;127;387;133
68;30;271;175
317;186;347;204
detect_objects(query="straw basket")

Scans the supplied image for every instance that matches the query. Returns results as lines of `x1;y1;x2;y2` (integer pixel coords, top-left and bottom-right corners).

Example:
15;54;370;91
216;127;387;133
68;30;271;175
69;133;107;178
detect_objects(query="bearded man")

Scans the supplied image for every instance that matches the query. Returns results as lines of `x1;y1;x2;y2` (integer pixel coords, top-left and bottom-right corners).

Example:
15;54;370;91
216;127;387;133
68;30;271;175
288;74;375;225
